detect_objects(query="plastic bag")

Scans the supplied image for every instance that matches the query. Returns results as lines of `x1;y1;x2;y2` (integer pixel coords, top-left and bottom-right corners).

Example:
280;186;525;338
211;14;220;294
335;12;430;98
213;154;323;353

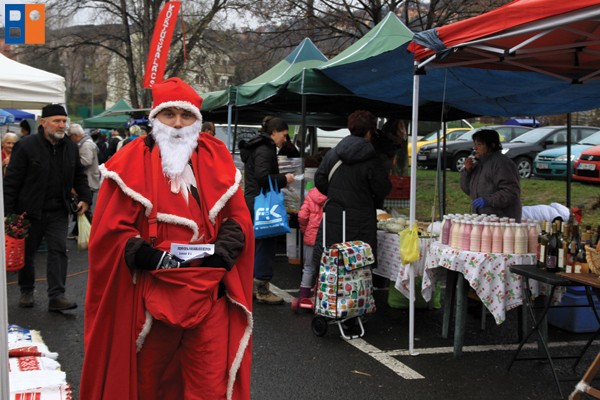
399;224;420;264
77;214;91;250
253;177;291;239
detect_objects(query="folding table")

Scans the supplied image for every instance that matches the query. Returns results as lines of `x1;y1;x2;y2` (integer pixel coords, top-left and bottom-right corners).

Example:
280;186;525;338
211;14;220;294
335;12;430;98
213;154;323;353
508;266;600;398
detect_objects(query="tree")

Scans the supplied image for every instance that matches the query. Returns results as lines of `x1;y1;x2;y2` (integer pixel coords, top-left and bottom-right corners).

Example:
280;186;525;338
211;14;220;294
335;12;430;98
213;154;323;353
15;0;249;108
241;0;513;57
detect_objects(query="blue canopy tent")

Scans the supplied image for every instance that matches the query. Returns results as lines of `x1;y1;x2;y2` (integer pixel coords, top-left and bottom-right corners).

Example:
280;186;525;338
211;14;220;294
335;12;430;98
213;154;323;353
1;108;34;122
0;109;15;125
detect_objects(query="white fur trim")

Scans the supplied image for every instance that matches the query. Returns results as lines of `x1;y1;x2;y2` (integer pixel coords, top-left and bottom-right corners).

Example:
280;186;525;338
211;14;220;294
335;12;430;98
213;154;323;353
100;164;153;217
149;100;202;122
156;212;200;242
136;310;153;352
226;295;253;400
208;168;242;225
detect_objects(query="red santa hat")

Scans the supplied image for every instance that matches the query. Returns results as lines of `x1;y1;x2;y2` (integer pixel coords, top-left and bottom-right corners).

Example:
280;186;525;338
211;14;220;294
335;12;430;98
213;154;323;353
148;77;203;122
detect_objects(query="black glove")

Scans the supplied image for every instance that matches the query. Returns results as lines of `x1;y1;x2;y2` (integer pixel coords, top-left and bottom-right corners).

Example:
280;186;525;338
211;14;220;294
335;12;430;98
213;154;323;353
125;238;184;270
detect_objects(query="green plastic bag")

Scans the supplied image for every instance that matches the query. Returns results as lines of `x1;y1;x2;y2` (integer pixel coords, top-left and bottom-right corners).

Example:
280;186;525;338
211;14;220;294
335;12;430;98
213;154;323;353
387;278;442;309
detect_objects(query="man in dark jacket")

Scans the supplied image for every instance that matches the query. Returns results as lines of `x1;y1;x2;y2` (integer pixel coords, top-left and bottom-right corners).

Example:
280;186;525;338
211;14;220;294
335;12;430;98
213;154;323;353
314;110;391;264
4;104;92;311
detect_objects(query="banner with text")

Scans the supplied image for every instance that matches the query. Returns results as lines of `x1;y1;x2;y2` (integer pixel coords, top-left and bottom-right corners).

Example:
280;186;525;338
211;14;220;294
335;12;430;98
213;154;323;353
142;1;181;89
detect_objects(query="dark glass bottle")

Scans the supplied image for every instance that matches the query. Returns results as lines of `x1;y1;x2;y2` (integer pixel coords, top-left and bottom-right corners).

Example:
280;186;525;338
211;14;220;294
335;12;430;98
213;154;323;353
558;221;566;271
545;222;559;273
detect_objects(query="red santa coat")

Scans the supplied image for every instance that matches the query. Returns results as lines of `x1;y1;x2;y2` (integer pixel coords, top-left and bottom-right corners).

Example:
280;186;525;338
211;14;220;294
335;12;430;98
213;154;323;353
80;134;254;400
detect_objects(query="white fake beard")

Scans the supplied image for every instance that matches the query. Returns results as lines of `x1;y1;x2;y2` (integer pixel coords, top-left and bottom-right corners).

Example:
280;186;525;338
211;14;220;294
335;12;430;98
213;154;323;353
152;118;202;179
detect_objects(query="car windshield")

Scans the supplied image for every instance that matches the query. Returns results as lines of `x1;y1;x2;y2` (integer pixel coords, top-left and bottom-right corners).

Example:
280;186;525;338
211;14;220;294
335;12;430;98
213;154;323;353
421;130;442;141
509;127;556;143
578;130;600;146
455;129;479;141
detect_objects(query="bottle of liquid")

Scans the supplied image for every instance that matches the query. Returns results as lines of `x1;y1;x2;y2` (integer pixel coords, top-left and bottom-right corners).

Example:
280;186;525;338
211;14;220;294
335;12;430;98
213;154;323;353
575;238;588;274
514;223;527;254
545;222;559;272
441;215;451;245
492;222;503;253
558;221;567;271
481;222;492;253
462;221;472;251
568;224;580;272
537;221;549;269
451;219;462;249
528;223;538;255
470;222;482;252
503;222;515;254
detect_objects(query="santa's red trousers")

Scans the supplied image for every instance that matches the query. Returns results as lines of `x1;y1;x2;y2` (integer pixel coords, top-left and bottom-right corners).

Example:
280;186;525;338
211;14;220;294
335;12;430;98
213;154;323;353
137;296;229;400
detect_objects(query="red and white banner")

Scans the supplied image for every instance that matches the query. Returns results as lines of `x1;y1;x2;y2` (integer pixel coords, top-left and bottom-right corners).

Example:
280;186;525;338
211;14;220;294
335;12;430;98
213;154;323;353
142;1;181;89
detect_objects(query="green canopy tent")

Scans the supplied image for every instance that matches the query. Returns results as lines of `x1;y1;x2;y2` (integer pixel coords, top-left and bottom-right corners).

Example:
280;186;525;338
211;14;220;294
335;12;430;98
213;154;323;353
82;99;133;129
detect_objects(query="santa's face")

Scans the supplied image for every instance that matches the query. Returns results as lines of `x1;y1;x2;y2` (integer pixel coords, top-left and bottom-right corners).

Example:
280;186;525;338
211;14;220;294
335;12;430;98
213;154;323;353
152;109;202;179
156;107;198;128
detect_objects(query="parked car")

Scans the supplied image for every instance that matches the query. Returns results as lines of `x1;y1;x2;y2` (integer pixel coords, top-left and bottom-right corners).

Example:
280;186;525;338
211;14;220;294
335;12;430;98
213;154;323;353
573;144;600;184
533;130;600;179
407;127;471;160
502;125;600;179
416;125;532;172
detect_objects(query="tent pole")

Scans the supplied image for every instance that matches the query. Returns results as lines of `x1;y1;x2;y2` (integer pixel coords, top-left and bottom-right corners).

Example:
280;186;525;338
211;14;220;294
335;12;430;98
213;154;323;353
0;171;10;399
227;102;233;152
408;64;421;355
566;113;572;209
440;121;447;217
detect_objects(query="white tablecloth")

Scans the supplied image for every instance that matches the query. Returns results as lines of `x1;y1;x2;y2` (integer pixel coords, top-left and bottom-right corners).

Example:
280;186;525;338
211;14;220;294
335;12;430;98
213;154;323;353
375;230;436;298
424;241;562;325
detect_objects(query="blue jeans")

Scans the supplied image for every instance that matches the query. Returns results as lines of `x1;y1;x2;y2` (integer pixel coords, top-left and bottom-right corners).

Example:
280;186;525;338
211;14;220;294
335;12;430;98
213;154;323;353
19;209;69;299
254;236;277;281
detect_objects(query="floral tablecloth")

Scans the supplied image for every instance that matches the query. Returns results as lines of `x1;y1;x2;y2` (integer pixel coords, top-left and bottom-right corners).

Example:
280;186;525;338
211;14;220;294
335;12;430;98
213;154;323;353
423;241;560;325
375;230;437;297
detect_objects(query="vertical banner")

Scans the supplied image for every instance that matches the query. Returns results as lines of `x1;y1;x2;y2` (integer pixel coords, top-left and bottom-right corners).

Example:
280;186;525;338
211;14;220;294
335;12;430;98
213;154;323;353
142;1;181;89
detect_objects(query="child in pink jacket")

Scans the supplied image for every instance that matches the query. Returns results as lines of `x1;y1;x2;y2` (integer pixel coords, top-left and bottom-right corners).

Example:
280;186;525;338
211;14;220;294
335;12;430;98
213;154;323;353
297;187;328;300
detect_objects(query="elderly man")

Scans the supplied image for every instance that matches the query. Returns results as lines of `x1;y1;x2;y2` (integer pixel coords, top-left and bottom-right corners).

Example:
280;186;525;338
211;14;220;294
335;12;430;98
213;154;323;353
80;78;254;400
67;124;100;208
4;104;91;311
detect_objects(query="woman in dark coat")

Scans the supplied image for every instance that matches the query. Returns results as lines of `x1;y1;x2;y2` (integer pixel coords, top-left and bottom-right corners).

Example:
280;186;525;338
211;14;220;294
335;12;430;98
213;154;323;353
313;110;391;265
239;116;295;304
460;129;522;221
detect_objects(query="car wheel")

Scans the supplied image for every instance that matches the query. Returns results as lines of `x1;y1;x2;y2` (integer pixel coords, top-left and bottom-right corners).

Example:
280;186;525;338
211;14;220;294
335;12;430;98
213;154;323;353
453;153;469;172
515;157;532;179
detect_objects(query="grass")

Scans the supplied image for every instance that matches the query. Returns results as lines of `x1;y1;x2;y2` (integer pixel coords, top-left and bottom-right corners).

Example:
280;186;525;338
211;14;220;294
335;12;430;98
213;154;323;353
397;169;600;227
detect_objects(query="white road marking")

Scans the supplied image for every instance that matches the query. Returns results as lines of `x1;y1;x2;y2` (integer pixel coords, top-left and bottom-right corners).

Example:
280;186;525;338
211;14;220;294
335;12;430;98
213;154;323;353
273;285;599;380
346;338;425;379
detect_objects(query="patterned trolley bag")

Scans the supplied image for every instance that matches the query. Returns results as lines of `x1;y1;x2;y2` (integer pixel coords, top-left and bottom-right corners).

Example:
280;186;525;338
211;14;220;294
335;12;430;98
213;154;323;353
311;211;376;339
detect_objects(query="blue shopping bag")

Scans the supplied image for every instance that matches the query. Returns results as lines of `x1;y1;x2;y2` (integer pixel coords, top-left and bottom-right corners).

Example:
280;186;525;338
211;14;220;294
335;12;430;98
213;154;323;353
253;176;291;239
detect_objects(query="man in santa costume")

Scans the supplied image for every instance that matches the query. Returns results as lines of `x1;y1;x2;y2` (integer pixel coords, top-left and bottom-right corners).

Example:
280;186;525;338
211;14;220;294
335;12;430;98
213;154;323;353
80;77;254;400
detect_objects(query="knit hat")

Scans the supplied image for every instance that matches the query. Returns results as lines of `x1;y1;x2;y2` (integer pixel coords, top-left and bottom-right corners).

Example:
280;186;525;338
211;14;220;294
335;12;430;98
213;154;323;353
41;104;67;118
148;77;203;122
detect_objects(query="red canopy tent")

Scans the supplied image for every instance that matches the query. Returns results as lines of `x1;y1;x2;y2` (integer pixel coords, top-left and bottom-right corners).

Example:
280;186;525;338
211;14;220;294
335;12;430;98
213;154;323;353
400;0;600;356
409;0;600;83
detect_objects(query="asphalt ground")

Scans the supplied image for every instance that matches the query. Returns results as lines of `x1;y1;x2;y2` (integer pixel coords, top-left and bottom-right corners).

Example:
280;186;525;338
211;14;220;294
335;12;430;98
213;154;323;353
5;236;600;399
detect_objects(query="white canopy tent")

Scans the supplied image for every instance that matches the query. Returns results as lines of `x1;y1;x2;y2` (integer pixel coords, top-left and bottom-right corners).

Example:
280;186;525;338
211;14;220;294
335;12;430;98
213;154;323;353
0;52;66;108
0;52;66;398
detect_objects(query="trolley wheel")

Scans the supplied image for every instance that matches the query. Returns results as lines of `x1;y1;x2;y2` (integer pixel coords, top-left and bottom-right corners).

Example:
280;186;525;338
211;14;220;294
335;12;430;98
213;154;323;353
312;316;328;337
291;298;299;313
